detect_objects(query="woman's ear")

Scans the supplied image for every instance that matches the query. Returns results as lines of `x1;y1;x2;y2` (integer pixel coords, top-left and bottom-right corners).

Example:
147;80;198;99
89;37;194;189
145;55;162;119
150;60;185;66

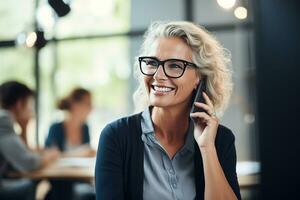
194;75;200;89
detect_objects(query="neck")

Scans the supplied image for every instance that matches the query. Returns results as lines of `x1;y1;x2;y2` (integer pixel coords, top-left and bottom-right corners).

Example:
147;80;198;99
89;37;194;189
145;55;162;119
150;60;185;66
151;104;190;143
65;113;83;127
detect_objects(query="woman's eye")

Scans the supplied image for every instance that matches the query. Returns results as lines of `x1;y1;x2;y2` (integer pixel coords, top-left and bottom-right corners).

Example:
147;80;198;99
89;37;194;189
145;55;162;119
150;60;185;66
169;63;183;69
145;60;158;66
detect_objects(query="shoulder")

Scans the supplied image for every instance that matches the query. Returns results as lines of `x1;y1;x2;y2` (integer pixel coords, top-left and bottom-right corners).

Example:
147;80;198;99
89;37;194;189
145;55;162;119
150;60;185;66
49;122;63;130
100;113;142;141
0;110;12;124
0;110;15;136
215;124;236;150
48;122;64;136
216;124;235;141
102;113;142;134
214;124;237;159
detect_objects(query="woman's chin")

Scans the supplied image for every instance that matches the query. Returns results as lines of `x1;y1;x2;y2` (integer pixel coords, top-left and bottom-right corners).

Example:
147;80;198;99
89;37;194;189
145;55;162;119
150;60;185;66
149;99;174;108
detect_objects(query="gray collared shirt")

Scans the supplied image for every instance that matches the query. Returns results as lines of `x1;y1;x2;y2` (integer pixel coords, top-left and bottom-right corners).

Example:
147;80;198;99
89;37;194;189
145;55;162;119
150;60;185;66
0;109;40;179
141;107;196;200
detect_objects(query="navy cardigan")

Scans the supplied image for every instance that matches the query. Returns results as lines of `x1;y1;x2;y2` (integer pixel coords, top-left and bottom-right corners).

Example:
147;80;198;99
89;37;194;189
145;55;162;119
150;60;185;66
95;113;241;200
45;122;90;151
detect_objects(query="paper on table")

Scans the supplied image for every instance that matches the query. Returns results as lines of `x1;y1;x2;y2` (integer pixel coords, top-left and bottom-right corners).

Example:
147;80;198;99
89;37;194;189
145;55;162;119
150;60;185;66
55;157;96;168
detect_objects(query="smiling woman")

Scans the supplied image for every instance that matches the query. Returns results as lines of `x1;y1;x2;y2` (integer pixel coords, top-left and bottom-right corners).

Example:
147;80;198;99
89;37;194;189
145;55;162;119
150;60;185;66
139;37;199;111
95;21;241;200
133;21;233;117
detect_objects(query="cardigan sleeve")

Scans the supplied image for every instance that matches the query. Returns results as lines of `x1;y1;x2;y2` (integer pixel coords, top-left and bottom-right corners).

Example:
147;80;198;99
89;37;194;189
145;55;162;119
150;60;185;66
217;127;242;200
95;123;124;200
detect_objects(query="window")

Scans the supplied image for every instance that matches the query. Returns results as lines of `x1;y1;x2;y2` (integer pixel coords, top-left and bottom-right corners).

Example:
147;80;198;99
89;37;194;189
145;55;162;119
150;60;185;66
39;38;131;148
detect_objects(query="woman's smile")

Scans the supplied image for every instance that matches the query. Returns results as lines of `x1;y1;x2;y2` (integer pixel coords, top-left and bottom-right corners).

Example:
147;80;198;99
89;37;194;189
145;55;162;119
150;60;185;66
151;84;175;95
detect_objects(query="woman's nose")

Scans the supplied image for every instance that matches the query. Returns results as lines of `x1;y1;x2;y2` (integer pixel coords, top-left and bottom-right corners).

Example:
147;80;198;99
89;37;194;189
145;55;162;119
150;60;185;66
153;65;167;80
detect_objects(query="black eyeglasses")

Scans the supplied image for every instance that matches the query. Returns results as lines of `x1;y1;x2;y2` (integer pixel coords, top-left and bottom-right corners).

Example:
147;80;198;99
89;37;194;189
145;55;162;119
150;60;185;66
138;56;198;78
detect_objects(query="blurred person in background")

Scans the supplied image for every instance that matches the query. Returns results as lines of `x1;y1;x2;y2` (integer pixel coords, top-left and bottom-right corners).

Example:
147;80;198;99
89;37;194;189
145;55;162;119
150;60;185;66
0;81;60;200
95;21;241;200
45;88;95;200
45;88;94;156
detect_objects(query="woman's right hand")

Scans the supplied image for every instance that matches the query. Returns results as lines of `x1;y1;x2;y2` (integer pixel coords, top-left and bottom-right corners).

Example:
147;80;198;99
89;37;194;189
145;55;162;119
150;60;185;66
190;92;219;150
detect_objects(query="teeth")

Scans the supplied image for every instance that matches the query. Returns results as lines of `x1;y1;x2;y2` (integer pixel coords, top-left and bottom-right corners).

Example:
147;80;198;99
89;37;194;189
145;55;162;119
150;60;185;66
153;86;173;92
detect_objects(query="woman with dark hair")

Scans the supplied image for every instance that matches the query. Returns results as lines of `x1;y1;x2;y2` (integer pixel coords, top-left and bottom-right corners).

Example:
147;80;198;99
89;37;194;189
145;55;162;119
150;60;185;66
45;88;94;156
45;88;95;200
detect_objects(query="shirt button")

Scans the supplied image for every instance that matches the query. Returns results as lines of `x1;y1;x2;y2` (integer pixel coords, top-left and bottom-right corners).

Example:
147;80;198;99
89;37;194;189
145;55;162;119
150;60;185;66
169;169;174;174
172;182;177;188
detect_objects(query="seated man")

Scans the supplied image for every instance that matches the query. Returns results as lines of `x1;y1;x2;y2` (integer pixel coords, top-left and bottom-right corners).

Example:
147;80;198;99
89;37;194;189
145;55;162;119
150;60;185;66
0;81;60;200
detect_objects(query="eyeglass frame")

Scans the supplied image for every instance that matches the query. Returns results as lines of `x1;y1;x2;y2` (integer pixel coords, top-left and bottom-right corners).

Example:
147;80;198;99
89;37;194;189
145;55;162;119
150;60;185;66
138;56;198;78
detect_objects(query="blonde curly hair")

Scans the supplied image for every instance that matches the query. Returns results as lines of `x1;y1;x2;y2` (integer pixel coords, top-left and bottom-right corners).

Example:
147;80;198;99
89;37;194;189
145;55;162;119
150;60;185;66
133;21;233;117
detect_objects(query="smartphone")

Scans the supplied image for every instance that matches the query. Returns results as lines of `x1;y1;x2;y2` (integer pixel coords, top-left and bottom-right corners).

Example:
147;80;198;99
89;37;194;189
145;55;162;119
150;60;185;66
190;78;206;114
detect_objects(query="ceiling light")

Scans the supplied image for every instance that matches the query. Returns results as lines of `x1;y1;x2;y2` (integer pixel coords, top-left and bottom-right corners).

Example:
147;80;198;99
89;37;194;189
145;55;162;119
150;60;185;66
234;6;248;19
217;0;236;9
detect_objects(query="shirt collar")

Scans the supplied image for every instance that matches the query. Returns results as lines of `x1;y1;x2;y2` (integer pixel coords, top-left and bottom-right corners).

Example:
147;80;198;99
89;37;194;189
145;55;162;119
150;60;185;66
141;106;155;134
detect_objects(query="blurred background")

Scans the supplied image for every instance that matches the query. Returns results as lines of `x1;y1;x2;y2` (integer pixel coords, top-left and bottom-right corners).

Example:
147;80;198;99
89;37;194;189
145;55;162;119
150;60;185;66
1;0;299;199
0;0;256;159
1;0;257;199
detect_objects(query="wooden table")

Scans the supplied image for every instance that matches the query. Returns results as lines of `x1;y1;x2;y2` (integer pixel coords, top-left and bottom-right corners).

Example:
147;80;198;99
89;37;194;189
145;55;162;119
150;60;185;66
10;157;95;182
238;174;260;188
11;158;259;187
